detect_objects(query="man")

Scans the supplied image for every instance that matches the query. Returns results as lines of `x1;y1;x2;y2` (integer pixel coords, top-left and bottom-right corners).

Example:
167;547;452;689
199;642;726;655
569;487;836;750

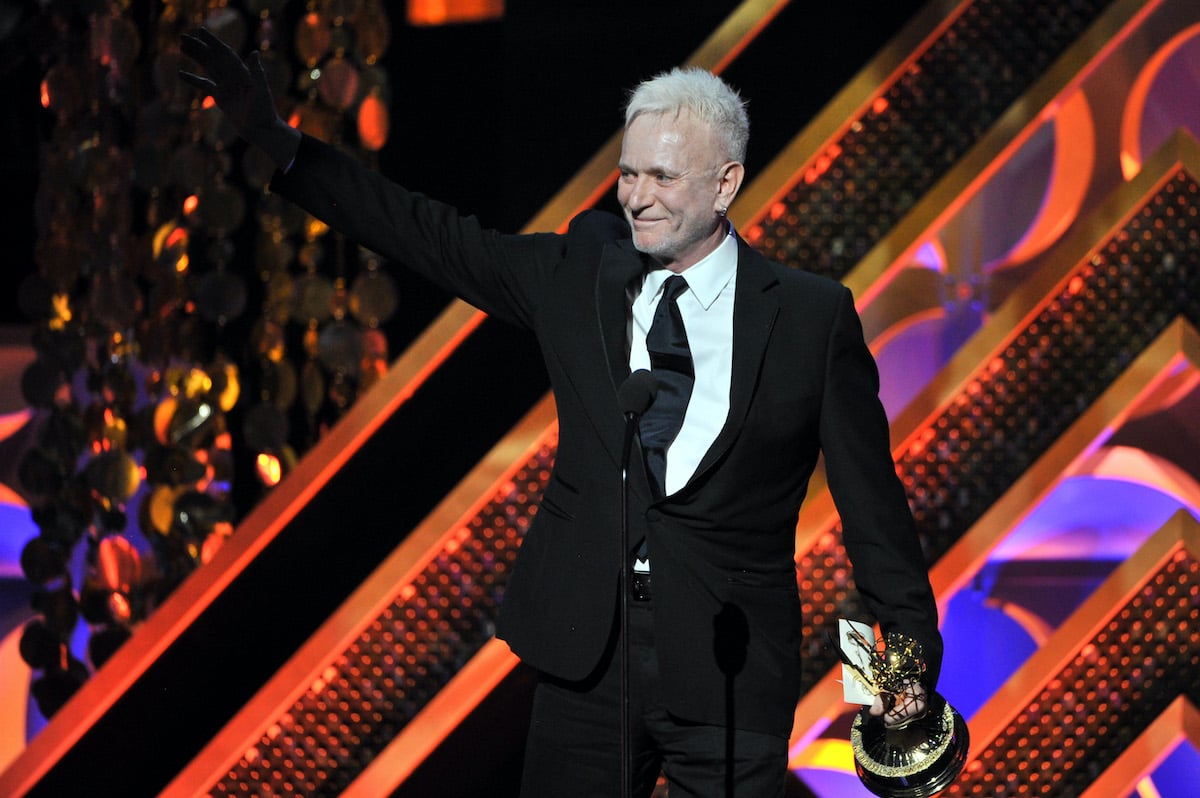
181;27;942;797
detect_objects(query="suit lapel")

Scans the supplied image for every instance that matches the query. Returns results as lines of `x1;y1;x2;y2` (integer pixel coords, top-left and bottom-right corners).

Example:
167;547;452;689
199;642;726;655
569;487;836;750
597;240;643;395
586;241;657;499
690;238;780;484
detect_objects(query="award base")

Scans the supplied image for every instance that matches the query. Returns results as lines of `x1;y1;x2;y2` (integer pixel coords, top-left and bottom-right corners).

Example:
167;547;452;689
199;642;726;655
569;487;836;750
850;693;969;798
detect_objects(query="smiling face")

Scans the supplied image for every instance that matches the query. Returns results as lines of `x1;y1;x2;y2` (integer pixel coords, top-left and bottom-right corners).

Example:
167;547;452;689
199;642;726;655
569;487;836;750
617;111;744;273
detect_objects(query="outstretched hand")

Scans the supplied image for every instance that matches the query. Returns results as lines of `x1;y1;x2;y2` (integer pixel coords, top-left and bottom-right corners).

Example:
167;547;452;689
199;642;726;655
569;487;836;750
179;28;300;167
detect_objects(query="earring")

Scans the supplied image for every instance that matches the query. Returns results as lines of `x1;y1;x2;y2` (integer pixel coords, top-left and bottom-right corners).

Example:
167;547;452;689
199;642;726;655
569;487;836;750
717;205;728;216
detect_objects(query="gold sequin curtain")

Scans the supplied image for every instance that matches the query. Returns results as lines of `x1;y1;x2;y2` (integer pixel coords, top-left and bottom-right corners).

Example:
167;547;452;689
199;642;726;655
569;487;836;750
15;0;395;719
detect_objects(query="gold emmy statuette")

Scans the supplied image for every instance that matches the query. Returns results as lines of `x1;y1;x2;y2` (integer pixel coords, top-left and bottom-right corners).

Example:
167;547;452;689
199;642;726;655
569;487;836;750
839;627;969;798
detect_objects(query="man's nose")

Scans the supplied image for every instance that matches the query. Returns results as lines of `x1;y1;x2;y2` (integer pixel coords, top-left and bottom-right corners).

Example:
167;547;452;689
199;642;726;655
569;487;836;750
626;175;654;210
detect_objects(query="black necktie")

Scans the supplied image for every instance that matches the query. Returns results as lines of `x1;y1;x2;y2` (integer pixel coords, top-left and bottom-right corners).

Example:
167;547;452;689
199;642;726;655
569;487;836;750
639;275;694;497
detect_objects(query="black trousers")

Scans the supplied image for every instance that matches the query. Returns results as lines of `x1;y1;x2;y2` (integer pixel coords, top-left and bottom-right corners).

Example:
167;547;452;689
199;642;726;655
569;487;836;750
518;596;788;797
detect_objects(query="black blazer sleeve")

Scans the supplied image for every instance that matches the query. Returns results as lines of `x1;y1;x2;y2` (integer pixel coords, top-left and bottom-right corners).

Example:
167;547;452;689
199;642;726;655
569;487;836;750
819;285;942;685
270;134;562;330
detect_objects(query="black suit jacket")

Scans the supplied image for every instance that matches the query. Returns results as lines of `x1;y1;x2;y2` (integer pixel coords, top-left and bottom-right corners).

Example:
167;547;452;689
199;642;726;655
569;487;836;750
272;135;941;738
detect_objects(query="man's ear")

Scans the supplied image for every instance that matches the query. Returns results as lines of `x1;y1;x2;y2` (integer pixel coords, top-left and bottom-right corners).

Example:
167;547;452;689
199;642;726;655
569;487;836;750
716;161;745;213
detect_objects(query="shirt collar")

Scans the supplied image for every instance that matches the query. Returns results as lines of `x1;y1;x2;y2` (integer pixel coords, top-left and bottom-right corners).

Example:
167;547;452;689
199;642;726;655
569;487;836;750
642;225;738;311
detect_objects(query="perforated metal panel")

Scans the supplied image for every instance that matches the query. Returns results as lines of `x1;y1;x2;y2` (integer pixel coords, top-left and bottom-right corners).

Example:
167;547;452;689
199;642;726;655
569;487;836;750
951;547;1200;795
746;0;1115;280
211;437;555;795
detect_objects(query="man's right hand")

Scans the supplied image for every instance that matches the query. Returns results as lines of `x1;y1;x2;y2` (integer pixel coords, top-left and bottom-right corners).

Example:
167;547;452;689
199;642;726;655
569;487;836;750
179;27;300;169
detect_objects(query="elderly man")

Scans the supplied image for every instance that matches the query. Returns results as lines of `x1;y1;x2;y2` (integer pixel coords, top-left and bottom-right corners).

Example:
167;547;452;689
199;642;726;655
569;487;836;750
182;27;941;798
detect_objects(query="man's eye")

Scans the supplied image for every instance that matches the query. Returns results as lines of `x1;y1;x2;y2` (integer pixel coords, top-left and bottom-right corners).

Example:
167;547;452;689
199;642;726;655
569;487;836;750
655;173;674;184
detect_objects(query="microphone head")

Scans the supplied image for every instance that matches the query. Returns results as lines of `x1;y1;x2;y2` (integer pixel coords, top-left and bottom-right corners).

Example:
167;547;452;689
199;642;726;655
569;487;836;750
619;369;658;417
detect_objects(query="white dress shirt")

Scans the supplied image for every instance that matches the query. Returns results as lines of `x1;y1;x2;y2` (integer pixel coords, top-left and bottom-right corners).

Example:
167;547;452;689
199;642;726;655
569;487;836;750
629;226;737;496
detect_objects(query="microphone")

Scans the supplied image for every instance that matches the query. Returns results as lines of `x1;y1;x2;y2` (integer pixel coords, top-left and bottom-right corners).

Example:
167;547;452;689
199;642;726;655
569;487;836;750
617;369;657;490
619;369;658;419
615;369;656;798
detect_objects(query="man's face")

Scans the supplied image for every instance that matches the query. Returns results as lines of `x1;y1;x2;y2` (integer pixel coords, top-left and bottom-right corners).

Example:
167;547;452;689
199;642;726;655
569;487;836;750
617;112;730;273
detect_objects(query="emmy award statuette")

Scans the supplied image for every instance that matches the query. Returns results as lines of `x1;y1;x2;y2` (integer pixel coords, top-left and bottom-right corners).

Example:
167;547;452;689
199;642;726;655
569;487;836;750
837;620;969;798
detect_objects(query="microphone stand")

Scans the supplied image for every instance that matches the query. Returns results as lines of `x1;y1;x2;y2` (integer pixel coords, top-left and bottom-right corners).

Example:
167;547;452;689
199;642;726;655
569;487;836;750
619;407;636;798
617;370;654;798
